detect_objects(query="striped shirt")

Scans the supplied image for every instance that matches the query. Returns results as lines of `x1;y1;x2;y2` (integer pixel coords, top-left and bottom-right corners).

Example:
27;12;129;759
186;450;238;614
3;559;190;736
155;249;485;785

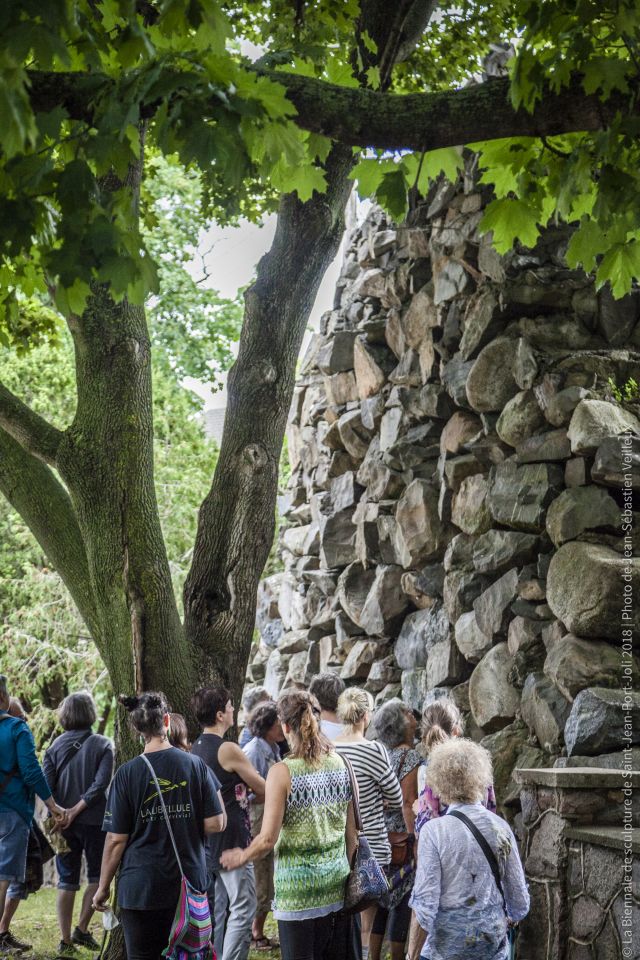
335;739;403;866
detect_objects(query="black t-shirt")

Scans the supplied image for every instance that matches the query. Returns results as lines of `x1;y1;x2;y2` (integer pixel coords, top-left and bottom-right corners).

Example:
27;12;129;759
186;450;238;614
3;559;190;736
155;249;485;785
103;748;222;910
191;733;251;869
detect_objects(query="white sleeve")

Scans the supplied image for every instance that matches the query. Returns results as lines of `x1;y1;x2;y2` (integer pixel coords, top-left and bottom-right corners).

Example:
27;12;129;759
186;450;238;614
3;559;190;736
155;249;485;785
409;825;441;937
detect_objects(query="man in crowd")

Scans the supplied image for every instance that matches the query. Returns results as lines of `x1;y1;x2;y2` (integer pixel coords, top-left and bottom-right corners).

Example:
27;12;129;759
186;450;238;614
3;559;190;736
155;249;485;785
309;673;345;740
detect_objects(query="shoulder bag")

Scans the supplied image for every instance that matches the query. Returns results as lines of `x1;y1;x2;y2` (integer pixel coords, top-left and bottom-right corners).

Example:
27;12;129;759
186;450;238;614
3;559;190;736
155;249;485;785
388;748;415;867
140;754;214;960
448;810;517;960
343;755;390;913
41;731;93;855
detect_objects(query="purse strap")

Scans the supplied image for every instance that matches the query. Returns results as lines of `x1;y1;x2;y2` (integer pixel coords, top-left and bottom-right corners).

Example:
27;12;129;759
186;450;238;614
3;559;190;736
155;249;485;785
447;810;506;911
341;755;364;833
140;754;185;879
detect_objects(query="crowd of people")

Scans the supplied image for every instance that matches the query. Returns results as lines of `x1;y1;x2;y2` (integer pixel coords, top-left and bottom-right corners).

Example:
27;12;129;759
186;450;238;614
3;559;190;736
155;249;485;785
0;671;530;960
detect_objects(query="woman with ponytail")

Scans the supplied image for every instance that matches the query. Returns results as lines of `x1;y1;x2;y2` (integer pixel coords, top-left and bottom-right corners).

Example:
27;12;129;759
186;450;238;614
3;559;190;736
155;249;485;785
92;693;225;960
220;691;358;960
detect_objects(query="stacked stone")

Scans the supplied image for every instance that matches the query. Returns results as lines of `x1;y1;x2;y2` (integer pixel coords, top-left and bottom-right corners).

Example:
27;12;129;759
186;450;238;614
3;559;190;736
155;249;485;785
248;169;640;805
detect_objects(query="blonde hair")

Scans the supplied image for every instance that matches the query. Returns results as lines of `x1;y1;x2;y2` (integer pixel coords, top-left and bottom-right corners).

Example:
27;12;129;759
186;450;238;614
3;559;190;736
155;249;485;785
278;691;331;766
337;687;373;728
421;699;464;754
425;738;493;805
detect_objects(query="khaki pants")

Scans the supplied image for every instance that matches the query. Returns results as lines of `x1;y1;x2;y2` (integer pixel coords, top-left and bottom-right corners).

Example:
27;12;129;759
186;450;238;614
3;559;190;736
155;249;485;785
250;804;275;915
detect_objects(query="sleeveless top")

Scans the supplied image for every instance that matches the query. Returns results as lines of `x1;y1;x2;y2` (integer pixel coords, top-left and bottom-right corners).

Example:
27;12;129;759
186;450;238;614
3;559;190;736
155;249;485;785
273;752;352;921
191;733;250;868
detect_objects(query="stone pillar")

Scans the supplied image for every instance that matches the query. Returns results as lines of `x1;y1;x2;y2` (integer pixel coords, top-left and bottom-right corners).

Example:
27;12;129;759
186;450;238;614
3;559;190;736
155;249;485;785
515;767;639;960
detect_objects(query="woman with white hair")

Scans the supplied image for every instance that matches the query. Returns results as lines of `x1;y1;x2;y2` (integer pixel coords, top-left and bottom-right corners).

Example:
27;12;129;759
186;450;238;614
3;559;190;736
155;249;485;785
410;738;529;959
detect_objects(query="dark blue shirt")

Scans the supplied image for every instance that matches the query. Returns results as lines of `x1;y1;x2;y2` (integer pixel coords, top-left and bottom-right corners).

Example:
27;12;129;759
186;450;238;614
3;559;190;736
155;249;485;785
103;748;222;909
43;729;114;826
0;712;51;824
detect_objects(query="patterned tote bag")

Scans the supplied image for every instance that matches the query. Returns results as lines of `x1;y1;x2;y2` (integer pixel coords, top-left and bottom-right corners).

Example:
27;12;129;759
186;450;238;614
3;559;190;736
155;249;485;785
342;755;390;913
141;755;214;960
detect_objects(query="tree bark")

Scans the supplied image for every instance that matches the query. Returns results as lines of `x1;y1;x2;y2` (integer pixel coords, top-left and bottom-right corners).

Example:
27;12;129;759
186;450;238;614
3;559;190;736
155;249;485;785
183;142;355;709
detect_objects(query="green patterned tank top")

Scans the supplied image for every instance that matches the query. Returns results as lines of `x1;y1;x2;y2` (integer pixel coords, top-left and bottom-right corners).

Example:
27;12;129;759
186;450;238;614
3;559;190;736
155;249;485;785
273;752;352;920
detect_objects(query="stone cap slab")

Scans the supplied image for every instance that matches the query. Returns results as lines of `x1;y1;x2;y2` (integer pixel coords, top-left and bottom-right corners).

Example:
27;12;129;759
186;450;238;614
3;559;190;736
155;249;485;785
565;824;640;854
515;767;640;788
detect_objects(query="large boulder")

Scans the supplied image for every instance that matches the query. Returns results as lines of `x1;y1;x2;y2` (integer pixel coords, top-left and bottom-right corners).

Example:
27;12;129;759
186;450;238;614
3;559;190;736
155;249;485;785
480;719;530;804
520;673;571;752
545;487;620;546
443;569;492;623
340;639;380;681
454;611;494;664
395;479;450;567
472;529;539;575
488;460;564;532
440;411;483;454
516;429;572;463
401;668;426;712
426;637;469;689
465;337;520;412
543;634;634;701
567;399;640;454
496;390;546;447
474;568;519;640
451;473;492;534
564;687;640;756
318;507;357;568
359;564;408;636
395;605;450;669
337;562;375;625
469;643;521;731
592;434;640;488
547;542;640;641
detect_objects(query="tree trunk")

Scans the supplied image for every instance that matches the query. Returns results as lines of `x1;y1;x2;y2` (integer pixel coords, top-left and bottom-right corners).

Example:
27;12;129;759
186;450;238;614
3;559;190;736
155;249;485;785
183;143;355;709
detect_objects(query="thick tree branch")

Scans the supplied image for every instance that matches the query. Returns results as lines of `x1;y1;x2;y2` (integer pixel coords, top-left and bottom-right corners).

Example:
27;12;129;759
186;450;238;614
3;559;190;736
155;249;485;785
0;381;64;465
0;426;98;635
26;69;638;152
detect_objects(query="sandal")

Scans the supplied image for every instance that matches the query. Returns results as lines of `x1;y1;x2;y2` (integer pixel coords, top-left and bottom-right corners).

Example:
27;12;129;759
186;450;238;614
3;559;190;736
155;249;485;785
251;937;279;951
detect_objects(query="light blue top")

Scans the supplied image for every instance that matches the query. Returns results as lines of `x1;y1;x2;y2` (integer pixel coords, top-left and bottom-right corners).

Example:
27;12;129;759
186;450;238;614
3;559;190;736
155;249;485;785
242;736;280;780
410;802;530;960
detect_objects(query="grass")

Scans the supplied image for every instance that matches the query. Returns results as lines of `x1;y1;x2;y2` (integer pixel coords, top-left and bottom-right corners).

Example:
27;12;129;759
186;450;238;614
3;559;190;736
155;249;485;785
10;888;280;959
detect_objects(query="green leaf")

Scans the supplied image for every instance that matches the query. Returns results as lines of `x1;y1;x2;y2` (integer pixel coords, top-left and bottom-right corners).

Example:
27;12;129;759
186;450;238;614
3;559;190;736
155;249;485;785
565;219;605;273
596;240;640;299
582;57;630;97
479;198;541;253
376;169;409;221
422;147;462;183
349;158;396;198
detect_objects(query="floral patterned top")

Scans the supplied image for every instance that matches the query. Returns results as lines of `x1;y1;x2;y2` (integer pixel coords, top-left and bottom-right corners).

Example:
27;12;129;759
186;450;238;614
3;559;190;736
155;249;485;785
384;746;422;833
415;761;497;835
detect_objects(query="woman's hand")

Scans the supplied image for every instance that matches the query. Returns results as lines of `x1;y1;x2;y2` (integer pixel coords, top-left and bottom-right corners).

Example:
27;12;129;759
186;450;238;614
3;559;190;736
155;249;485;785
220;847;246;871
92;886;111;912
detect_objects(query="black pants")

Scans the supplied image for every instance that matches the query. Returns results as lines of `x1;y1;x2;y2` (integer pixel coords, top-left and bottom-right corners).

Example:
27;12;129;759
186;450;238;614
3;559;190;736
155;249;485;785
372;889;412;944
278;910;360;960
120;907;175;960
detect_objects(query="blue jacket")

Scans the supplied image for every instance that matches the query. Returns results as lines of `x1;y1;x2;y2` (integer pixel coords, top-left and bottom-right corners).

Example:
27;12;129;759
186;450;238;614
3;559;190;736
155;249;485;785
0;712;52;824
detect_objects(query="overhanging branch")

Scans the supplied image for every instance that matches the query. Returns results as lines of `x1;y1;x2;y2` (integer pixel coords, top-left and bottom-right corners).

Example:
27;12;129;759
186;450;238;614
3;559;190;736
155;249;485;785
0;381;64;465
0;426;98;635
26;68;638;152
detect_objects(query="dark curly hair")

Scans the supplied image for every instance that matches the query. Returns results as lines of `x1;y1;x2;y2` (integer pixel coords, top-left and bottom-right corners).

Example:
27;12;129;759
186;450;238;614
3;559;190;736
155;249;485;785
248;701;279;740
119;692;169;739
191;687;231;727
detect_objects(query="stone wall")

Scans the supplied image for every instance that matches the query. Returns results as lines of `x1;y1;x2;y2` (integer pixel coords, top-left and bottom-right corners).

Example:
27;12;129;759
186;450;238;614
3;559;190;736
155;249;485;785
247;166;640;809
516;767;639;960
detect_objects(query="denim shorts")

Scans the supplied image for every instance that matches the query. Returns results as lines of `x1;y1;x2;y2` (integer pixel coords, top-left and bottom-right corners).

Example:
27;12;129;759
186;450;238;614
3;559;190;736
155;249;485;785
56;823;106;890
7;881;27;901
0;808;30;884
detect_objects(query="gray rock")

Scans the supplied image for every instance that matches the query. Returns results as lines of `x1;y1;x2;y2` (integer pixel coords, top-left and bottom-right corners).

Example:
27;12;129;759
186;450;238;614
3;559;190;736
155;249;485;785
452;473;492;534
388;349;422;387
440;411;483;453
516;429;571;463
401;668;426;712
520;673;571;752
474;567;519;639
543;634;636;701
480;719;530;800
426;638;469;689
545;487;620;546
366;655;402;693
354;337;393;399
597;286;640;346
363;461;406;502
592;434;640;487
433;256;471;304
459;287;500;360
507;616;544;655
319;507;357;568
261;618;284;649
402;287;437;347
564;687;640;755
324;370;359;406
330;472;363;513
400;564;445;608
466;337;520;412
454;611;494;664
316;330;356;374
264;649;291;698
395;479;450;567
564;457;588;487
488;460;564;532
543;386;590;427
547;542;640;640
337;409;372;460
443;454;485;492
513;337;539;390
395;605;450;669
469;643;521;731
441;356;475;406
472;529;540;574
360;394;386;431
496;390;546;447
567;398;640;454
337;562;376;625
443;569;492;623
554;747;640;770
379;407;403;452
359;564;408;636
340;639;380;680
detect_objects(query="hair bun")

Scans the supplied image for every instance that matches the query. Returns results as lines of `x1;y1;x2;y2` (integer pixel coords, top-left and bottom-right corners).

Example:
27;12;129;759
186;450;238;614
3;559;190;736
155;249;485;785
146;694;163;709
118;694;140;711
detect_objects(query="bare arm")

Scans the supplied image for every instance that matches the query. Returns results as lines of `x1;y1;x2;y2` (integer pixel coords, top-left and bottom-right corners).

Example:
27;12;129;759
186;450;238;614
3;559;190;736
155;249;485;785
219;762;289;870
92;833;128;911
219;741;266;803
345;800;357;863
401;766;419;834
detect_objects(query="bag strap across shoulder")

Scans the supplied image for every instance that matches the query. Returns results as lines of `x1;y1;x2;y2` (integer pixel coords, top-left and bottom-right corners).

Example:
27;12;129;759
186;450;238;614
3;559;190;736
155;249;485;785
140;754;185;879
55;731;93;780
341;755;363;833
447;810;506;911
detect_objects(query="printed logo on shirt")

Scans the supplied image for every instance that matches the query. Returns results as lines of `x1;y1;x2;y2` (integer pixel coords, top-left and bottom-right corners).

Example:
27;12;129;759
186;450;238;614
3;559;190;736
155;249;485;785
143;777;187;804
139;777;192;822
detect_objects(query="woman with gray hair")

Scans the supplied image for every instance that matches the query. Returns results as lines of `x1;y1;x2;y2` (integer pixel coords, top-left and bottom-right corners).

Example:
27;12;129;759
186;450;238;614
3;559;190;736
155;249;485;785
410;738;529;959
369;699;421;960
43;692;114;956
